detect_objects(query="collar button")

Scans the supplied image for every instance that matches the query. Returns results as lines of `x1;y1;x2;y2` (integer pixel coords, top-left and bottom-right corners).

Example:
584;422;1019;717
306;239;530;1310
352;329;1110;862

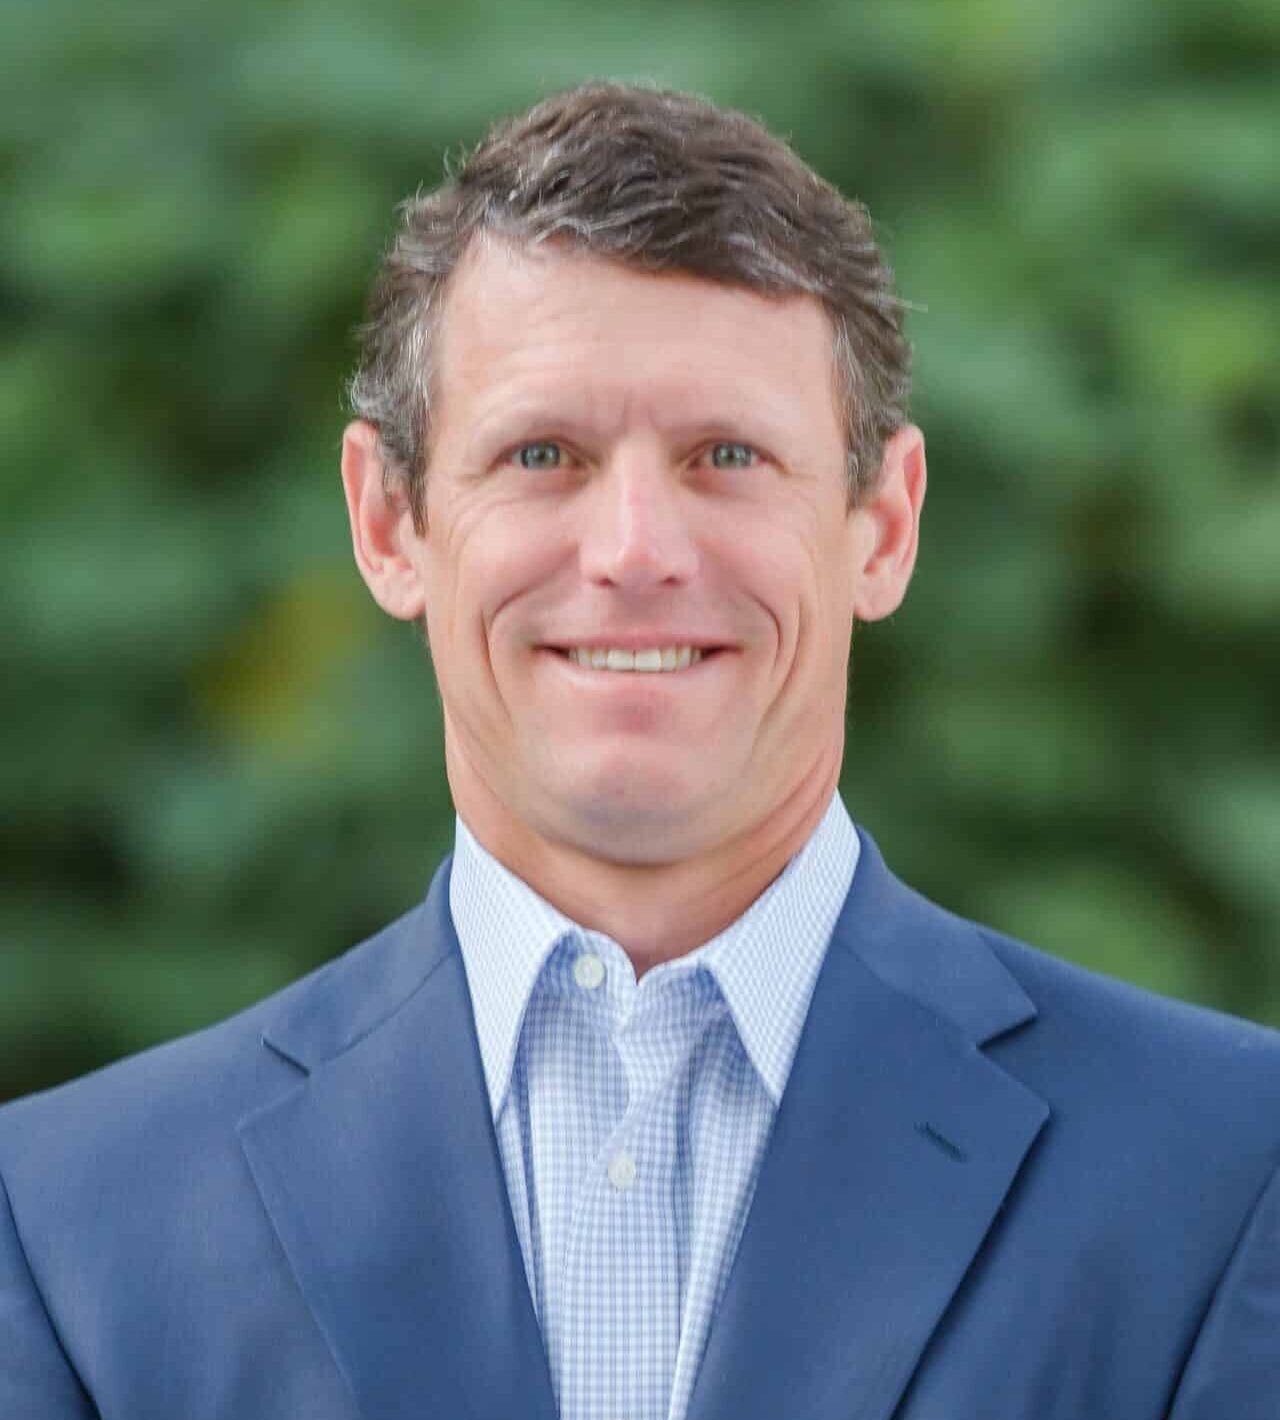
573;951;606;991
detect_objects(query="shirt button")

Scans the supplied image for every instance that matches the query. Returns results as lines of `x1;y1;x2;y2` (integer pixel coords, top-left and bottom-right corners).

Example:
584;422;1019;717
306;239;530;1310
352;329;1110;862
607;1151;637;1192
574;952;605;991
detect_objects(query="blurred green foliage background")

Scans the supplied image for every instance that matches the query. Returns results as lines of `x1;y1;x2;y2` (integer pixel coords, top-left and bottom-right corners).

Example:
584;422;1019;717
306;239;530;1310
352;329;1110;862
3;0;1278;1102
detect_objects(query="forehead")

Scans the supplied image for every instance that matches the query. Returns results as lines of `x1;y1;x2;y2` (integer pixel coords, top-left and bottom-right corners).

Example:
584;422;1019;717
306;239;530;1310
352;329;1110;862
431;238;842;438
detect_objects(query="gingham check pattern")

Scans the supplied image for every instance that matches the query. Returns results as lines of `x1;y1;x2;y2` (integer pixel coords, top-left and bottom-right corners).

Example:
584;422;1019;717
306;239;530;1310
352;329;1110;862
450;794;859;1420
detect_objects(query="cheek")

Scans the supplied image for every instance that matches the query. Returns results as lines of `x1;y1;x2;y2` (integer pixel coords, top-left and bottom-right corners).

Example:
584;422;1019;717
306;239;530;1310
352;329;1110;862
759;540;853;700
736;536;825;653
455;512;571;658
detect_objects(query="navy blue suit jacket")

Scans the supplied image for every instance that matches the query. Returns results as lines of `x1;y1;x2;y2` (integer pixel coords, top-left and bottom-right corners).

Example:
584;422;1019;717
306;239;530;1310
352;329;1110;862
3;831;1279;1418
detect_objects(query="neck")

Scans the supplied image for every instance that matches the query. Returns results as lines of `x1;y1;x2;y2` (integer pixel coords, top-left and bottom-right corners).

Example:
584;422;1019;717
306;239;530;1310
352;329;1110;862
447;747;843;977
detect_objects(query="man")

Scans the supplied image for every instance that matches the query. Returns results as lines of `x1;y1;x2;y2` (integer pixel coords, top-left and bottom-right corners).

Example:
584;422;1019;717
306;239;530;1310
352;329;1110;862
1;82;1277;1420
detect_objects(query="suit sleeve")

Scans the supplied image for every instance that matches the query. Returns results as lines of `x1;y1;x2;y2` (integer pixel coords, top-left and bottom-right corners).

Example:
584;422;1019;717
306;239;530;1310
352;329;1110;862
1168;1160;1280;1418
0;1168;97;1418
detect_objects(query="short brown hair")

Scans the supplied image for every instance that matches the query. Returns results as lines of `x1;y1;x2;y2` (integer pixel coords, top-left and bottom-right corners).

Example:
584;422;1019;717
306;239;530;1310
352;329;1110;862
349;82;911;522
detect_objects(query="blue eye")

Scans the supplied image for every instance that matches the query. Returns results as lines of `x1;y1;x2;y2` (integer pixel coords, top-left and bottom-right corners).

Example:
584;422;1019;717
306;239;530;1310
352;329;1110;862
709;442;756;469
516;442;562;470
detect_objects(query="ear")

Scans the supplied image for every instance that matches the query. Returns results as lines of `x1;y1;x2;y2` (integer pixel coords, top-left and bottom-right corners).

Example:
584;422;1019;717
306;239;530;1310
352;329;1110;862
340;420;428;621
849;423;927;623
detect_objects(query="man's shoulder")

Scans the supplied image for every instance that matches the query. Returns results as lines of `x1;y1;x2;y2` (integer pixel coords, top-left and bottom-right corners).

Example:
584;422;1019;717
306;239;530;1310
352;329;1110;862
0;886;446;1184
972;916;1280;1152
983;918;1280;1064
847;831;1280;1176
850;829;1280;1083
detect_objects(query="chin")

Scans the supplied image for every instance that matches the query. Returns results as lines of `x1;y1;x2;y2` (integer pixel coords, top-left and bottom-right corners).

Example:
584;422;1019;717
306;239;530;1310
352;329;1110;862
547;778;717;860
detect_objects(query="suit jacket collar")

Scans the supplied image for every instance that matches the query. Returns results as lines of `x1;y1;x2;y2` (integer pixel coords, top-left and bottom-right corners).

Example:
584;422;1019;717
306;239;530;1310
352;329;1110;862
240;866;558;1420
684;830;1046;1420
832;831;1037;1048
241;829;1047;1420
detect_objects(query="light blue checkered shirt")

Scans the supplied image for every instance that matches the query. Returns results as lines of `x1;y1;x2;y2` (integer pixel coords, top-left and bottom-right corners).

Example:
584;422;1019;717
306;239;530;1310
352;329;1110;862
450;794;859;1420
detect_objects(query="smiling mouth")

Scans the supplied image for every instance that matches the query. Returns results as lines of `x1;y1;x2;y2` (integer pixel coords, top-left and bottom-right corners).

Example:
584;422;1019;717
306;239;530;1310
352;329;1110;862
549;646;724;673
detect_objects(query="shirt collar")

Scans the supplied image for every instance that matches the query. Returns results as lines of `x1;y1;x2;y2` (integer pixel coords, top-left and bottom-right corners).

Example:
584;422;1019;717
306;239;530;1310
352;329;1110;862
450;794;860;1118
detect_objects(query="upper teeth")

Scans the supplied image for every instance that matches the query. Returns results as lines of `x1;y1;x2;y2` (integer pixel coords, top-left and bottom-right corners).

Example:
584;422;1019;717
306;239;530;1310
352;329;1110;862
566;647;704;672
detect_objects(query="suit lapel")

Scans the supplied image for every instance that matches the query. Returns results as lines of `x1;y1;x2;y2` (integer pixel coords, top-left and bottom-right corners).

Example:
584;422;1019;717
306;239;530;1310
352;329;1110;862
687;834;1049;1420
238;861;557;1420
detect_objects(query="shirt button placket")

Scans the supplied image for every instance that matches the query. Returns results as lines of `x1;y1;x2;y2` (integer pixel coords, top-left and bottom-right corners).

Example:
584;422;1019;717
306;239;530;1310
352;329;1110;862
607;1150;637;1192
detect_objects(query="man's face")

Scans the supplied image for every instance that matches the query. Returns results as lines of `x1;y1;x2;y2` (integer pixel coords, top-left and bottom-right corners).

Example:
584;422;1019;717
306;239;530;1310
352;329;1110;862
381;241;881;865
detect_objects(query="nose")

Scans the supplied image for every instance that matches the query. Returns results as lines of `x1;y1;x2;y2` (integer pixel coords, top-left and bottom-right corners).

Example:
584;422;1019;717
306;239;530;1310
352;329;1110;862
578;444;700;590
